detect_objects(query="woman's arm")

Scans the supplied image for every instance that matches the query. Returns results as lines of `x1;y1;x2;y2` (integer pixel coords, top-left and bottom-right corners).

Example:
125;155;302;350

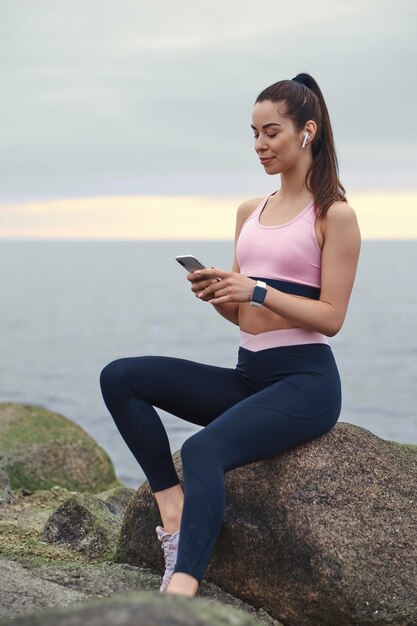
188;198;261;326
195;201;361;337
209;300;239;325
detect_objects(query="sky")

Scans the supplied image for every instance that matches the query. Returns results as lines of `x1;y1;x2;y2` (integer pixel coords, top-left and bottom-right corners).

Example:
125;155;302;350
0;0;416;239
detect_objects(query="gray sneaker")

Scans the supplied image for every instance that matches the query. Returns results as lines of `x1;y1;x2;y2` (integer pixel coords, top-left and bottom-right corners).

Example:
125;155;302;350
156;525;180;592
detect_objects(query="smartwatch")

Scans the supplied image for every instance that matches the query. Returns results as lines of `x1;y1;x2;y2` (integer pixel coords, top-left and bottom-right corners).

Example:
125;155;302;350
250;280;267;307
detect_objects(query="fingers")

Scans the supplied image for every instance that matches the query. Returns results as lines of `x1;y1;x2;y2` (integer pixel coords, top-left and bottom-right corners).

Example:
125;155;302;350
197;279;226;300
194;268;228;280
191;278;219;296
187;271;218;284
187;268;232;302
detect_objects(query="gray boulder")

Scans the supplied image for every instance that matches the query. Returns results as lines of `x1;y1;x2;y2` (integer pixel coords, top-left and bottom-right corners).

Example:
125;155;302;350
0;590;269;626
0;559;86;621
115;423;417;626
99;486;134;518
43;487;134;559
0;402;120;493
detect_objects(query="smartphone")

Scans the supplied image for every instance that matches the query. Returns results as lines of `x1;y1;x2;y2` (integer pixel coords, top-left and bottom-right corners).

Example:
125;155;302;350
175;255;207;273
175;255;222;282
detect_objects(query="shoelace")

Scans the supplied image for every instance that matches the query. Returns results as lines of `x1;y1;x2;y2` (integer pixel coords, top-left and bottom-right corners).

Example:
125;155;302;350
161;533;179;570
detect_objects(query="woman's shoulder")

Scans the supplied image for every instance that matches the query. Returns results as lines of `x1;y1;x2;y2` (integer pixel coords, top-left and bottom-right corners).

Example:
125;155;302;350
322;200;359;228
236;195;265;221
234;196;266;241
321;199;361;242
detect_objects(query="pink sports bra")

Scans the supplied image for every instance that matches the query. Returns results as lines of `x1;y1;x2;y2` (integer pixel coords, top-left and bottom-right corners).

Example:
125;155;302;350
236;191;322;287
236;190;329;350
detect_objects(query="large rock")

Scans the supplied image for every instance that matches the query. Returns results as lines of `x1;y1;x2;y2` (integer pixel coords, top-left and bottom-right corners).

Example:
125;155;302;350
115;423;417;626
0;402;119;493
42;488;134;559
0;590;269;626
0;559;87;620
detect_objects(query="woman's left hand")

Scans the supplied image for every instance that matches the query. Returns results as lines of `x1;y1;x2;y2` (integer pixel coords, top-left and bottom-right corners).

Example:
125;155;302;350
193;268;256;304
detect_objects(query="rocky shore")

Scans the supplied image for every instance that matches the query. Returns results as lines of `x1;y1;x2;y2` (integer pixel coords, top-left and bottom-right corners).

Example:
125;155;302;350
1;401;416;625
0;403;281;625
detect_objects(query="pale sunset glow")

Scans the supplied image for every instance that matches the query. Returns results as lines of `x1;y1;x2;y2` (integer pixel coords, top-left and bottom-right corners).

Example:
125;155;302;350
1;191;416;240
2;4;415;240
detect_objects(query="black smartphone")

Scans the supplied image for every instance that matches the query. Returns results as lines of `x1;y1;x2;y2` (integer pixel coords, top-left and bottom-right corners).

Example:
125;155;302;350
175;255;207;273
175;255;222;282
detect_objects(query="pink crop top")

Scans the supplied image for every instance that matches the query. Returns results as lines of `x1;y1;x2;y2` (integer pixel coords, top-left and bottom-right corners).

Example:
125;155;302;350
236;190;329;350
236;191;321;287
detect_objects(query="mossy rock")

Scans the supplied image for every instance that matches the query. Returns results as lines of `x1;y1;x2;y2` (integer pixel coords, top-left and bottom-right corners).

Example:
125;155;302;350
0;590;269;626
0;403;119;493
42;493;121;560
42;488;134;560
99;487;135;518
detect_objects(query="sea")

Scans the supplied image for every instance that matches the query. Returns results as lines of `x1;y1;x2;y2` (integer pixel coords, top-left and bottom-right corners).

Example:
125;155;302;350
0;240;416;488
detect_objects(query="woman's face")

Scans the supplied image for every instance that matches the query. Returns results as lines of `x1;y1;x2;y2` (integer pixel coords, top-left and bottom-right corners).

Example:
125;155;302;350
251;99;303;174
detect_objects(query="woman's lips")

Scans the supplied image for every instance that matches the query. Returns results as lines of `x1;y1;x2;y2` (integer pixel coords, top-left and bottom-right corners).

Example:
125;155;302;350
260;157;275;164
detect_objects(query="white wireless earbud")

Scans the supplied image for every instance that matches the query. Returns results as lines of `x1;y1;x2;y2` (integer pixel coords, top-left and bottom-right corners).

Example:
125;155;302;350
301;132;309;148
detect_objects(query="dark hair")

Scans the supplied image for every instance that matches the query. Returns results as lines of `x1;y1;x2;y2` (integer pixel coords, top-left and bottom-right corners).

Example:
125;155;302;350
255;72;347;220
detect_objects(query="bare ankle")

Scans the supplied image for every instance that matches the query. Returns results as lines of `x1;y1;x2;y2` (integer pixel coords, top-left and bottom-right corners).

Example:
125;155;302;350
162;515;182;534
154;485;184;535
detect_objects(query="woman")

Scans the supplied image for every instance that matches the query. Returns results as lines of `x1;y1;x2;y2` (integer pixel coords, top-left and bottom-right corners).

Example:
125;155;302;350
99;72;361;598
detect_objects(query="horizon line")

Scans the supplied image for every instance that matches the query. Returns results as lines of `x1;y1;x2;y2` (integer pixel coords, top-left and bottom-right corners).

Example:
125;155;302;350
1;237;417;242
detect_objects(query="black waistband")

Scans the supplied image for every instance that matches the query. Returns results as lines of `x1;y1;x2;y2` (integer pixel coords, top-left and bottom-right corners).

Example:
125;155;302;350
249;277;321;300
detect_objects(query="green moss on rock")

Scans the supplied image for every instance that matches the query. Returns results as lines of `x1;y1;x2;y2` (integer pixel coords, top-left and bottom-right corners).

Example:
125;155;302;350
0;403;120;493
42;493;121;560
0;590;269;626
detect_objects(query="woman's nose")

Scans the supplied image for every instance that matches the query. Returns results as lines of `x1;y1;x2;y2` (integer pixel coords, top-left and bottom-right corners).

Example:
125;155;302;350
255;136;267;152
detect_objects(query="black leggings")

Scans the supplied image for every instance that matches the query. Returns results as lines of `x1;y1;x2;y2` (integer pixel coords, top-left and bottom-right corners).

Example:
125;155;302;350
99;343;342;583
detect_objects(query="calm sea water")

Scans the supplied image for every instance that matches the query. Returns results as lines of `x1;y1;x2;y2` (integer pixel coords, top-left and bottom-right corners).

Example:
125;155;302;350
0;240;416;488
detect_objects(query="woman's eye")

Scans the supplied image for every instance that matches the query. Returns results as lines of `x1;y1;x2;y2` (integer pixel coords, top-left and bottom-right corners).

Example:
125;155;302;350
253;134;277;139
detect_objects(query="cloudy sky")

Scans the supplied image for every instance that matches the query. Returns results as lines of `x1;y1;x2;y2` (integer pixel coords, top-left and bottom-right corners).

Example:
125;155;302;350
0;0;416;238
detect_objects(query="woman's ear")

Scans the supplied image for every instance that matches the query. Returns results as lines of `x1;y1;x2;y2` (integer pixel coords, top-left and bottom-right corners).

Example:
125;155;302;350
304;120;317;142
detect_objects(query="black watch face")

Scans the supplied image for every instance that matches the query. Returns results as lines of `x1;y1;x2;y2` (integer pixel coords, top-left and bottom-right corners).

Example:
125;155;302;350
252;285;266;304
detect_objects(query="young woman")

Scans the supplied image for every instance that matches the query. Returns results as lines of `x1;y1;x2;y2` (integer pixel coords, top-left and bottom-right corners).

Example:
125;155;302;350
100;72;361;598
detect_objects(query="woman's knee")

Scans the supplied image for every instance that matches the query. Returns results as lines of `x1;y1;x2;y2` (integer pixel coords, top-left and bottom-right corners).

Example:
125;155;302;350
99;357;133;397
180;432;219;468
100;355;160;400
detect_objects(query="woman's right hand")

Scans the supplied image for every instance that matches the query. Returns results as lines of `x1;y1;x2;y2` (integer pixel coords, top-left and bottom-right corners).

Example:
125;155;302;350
187;271;219;302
